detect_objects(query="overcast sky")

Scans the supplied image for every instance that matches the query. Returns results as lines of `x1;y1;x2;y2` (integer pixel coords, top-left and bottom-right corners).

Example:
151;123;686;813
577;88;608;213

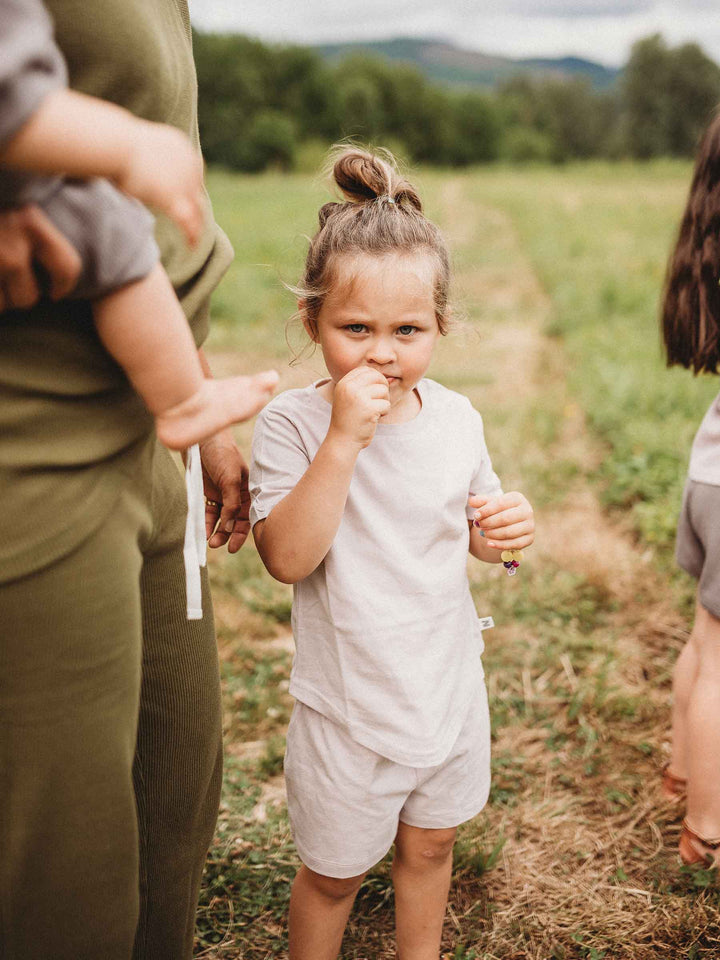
189;0;720;68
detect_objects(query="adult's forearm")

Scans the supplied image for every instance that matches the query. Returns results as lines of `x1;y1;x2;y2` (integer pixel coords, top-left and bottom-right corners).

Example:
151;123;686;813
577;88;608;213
255;435;360;583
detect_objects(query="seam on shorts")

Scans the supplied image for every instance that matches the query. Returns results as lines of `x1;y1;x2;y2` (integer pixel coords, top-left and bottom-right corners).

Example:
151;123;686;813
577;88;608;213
698;592;720;620
399;800;488;831
293;835;393;879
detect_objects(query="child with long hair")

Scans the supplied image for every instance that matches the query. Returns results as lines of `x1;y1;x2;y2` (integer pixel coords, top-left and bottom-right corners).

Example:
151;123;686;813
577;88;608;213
249;148;535;958
662;113;720;866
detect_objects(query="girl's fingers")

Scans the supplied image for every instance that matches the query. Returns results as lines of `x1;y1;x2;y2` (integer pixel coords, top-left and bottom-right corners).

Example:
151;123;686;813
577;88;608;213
480;521;532;543
369;384;391;400
479;493;526;513
485;533;534;551
474;506;531;530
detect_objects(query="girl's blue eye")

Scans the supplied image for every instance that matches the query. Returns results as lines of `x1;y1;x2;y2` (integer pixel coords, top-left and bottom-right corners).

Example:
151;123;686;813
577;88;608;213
398;325;417;336
346;324;366;333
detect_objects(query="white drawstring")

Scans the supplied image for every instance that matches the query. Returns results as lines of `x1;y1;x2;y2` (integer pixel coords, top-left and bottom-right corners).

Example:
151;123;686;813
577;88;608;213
183;443;207;620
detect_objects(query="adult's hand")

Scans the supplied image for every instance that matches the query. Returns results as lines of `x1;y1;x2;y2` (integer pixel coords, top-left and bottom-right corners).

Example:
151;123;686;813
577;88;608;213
199;427;252;553
0;204;82;310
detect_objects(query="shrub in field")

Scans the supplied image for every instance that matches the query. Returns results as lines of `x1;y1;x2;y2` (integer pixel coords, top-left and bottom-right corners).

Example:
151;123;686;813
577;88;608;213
500;125;554;163
242;111;297;173
623;34;720;159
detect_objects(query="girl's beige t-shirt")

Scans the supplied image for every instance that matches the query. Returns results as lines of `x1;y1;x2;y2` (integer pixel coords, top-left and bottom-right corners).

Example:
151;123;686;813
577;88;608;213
689;390;720;485
250;378;502;767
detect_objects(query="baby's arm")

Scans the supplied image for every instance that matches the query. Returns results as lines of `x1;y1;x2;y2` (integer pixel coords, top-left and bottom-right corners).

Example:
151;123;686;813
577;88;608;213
94;267;278;451
468;492;535;561
0;88;204;245
0;0;202;243
253;367;390;583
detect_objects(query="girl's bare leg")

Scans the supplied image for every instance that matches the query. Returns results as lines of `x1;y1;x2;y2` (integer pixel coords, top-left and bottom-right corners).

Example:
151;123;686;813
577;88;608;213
668;596;703;784
93;264;277;449
288;865;366;960
392;823;456;960
683;601;720;839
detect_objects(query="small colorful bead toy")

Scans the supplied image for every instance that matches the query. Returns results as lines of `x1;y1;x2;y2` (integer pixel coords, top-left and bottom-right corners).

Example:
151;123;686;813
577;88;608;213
501;549;523;577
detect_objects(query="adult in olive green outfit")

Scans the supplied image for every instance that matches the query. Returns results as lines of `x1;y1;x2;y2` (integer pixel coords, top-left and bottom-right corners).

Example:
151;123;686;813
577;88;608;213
0;3;245;958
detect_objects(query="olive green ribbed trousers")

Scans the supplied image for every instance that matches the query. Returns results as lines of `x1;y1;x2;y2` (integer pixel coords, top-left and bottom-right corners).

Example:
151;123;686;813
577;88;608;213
0;439;223;960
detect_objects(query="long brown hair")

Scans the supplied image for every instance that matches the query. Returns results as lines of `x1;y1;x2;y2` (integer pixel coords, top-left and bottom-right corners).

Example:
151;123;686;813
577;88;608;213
296;147;452;336
662;112;720;373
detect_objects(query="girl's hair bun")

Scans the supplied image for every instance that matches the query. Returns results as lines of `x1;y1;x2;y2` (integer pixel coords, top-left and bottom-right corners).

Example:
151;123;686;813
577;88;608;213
296;142;452;341
318;202;341;228
331;147;422;212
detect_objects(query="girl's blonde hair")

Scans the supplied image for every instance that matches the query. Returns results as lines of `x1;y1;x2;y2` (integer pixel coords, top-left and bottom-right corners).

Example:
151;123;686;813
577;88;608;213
297;147;451;336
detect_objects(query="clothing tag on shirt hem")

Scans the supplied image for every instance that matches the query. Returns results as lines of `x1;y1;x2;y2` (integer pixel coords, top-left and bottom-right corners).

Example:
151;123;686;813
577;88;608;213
478;616;494;631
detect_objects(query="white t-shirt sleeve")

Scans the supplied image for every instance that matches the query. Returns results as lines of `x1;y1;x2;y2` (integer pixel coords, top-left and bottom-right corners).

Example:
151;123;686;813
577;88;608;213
465;406;503;519
249;400;311;527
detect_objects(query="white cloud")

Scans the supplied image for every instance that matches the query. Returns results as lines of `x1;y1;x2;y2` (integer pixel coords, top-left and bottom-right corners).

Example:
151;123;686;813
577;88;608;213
189;0;720;67
499;0;654;17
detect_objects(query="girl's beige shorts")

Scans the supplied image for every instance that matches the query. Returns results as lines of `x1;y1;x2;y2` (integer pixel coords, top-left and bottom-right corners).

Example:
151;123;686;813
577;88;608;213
284;682;491;879
676;479;720;619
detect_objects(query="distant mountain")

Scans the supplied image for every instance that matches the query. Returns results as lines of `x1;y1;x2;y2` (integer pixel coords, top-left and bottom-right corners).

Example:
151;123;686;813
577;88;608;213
314;38;620;89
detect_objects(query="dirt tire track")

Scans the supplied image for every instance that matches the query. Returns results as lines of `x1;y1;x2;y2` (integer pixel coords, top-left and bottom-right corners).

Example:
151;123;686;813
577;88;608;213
436;176;696;960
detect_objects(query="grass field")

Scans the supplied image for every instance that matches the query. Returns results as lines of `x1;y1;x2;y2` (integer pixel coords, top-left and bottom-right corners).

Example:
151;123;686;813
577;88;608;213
195;161;720;959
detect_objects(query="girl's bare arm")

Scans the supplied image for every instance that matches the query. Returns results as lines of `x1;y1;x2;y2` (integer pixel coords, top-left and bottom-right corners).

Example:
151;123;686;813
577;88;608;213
253;435;360;583
254;367;390;583
0;89;204;244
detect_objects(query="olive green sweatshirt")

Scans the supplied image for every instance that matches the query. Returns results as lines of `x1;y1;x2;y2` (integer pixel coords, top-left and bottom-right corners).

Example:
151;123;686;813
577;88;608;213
0;0;234;581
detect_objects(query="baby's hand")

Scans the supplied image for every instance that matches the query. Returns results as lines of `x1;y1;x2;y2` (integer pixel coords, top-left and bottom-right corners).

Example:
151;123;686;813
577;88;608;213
116;121;205;246
469;492;535;551
328;367;391;449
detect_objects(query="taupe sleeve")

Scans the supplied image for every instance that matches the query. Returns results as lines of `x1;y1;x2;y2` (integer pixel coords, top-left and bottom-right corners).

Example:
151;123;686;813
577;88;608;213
466;405;503;519
249;400;312;528
42;178;160;300
0;0;68;150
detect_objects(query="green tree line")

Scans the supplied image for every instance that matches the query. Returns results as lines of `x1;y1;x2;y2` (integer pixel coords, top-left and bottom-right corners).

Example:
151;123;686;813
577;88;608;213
193;32;720;171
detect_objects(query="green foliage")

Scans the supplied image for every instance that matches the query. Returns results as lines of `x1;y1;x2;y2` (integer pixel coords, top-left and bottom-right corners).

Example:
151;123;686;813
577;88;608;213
454;834;507;875
196;795;295;950
258;735;287;780
194;29;720;173
497;76;617;162
501;125;555;163
451;92;503;165
623;35;720;158
243;111;297;172
477;161;718;560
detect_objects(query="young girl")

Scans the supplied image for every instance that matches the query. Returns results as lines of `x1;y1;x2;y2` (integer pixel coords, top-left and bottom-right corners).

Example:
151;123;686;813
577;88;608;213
249;148;535;958
661;112;720;867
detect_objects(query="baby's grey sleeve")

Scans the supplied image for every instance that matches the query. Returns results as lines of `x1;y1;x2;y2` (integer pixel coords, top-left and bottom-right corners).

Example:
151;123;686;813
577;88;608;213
0;0;68;150
42;178;160;301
